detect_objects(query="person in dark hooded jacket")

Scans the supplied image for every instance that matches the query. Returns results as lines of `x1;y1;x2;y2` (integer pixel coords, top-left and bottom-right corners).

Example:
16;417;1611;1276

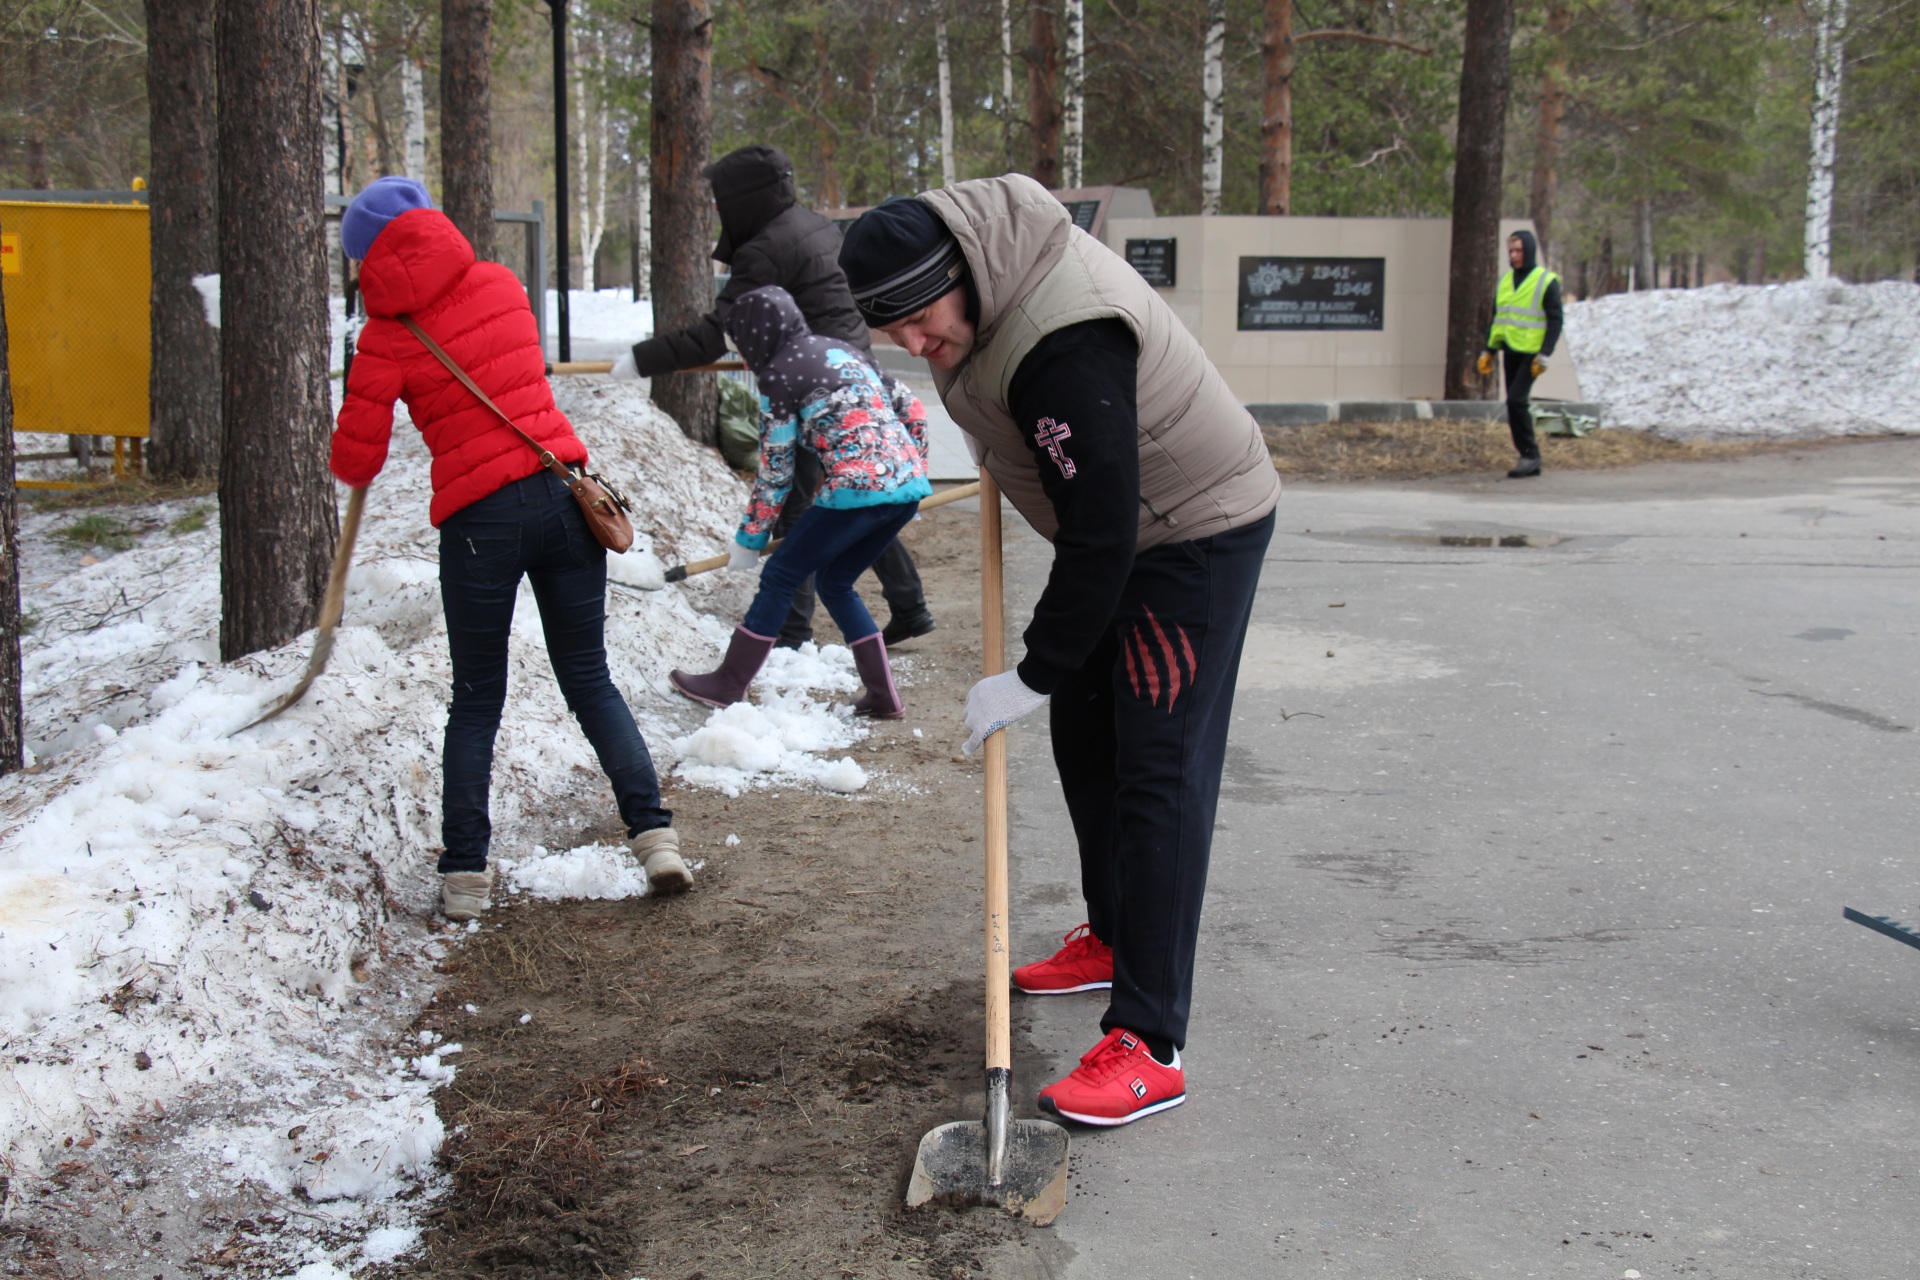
1477;229;1564;479
617;144;935;646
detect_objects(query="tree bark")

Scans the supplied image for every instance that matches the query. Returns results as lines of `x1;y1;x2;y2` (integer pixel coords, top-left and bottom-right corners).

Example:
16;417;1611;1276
1062;0;1084;188
0;223;21;775
1442;0;1515;400
216;0;339;661
1201;0;1226;214
1804;0;1847;280
1259;0;1293;215
1000;0;1016;172
650;0;716;445
1029;0;1062;186
937;17;957;187
1528;0;1569;260
145;0;223;482
441;0;496;261
1632;195;1654;289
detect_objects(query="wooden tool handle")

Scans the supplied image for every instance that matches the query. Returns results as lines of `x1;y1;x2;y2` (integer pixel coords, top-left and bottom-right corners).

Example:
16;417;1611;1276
545;359;748;375
318;486;368;630
665;482;983;583
980;470;1011;1076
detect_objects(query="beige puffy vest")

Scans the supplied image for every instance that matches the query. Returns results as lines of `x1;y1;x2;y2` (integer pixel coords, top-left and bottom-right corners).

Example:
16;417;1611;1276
922;175;1279;549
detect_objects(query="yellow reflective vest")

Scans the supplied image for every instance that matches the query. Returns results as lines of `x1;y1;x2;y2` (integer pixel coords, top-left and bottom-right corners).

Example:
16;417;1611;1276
1488;266;1559;354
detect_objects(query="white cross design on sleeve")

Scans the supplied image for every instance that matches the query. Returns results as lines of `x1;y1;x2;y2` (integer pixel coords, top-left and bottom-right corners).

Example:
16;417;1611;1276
1034;416;1077;479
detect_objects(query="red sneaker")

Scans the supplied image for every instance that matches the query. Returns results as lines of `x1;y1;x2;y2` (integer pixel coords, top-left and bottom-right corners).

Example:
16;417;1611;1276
1037;1029;1185;1126
1013;923;1113;995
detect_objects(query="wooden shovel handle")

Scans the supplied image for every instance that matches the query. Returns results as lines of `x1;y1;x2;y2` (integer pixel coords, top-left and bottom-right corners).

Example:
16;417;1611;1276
546;359;747;375
667;481;983;583
980;470;1012;1076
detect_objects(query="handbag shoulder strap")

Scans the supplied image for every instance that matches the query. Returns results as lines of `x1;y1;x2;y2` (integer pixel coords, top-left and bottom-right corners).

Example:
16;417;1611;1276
399;315;576;483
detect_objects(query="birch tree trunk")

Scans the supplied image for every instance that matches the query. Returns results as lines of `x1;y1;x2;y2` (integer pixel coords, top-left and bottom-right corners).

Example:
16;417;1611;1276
1000;0;1016;172
402;54;428;181
145;0;223;482
1259;0;1293;215
1201;0;1226;215
1063;0;1084;189
650;0;716;445
216;0;339;661
1804;0;1847;280
0;236;20;774
936;18;957;187
1441;0;1514;400
1029;0;1062;186
1528;0;1569;260
441;0;496;262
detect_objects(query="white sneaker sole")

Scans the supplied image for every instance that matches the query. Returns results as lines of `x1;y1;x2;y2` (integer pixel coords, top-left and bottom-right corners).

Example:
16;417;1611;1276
1014;978;1113;995
644;853;694;895
1040;1092;1185;1127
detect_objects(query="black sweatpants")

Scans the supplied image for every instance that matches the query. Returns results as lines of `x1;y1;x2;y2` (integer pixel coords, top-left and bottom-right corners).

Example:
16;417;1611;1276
1049;508;1275;1051
770;448;927;646
1503;348;1540;460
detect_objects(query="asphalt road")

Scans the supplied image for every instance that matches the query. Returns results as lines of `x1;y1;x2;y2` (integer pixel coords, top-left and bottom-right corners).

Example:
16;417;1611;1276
995;441;1920;1279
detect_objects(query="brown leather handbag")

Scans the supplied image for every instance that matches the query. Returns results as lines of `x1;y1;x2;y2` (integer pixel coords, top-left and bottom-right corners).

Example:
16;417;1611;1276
400;316;636;553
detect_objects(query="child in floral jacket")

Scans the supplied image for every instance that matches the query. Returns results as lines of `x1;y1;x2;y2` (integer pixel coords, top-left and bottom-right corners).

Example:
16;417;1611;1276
670;285;930;717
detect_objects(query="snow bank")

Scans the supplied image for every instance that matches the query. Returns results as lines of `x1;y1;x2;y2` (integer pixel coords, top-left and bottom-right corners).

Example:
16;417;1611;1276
0;375;887;1266
1566;279;1920;437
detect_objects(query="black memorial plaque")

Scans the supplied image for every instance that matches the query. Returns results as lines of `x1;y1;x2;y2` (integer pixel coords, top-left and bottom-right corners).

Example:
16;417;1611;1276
1060;200;1102;233
1125;238;1177;287
1236;256;1385;331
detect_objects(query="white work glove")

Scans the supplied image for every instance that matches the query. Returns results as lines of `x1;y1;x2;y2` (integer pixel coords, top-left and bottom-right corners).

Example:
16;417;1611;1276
962;670;1049;756
610;352;642;383
726;543;760;573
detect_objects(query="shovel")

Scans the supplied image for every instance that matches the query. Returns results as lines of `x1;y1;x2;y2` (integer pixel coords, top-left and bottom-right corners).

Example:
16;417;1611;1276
904;471;1070;1226
235;485;368;733
664;481;982;583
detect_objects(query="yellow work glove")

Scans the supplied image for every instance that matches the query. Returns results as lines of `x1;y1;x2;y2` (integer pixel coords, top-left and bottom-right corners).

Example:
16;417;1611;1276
1530;355;1549;378
1476;352;1494;377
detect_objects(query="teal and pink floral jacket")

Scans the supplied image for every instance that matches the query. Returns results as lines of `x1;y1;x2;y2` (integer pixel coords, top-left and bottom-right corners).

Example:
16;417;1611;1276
723;285;931;549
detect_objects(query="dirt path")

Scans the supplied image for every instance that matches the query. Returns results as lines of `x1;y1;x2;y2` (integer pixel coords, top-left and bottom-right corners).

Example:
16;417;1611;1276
405;496;1075;1280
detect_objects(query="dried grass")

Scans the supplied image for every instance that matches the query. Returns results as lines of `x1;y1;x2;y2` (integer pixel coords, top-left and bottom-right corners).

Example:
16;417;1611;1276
1264;420;1863;483
443;1059;664;1217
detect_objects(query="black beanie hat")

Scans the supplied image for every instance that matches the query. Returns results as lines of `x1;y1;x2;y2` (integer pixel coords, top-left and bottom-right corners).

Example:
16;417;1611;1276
839;196;968;327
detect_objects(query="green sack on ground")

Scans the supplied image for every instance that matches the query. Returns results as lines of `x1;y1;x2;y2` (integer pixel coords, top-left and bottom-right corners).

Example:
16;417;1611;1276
717;376;762;471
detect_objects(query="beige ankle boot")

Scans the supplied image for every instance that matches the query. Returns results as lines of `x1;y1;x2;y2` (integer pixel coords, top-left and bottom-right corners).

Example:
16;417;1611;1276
629;827;692;894
441;866;495;921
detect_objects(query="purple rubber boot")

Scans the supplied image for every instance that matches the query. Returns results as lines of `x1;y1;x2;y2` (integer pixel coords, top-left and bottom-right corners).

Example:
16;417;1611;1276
670;626;775;709
850;633;904;719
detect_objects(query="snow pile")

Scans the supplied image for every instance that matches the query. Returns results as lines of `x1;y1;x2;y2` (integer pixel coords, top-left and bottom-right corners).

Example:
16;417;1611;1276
672;643;873;796
1566;279;1920;437
503;843;651;901
546;287;653;343
0;376;882;1264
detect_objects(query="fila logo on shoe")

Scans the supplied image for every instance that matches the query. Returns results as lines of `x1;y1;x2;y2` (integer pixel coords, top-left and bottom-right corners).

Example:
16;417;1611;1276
1130;1078;1148;1099
1118;1033;1140;1052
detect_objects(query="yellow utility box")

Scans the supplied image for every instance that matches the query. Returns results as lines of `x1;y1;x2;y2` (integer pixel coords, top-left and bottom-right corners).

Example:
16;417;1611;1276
1;197;150;487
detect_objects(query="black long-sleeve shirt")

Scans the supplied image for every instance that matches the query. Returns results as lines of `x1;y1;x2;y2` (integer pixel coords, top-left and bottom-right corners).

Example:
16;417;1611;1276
1005;318;1141;695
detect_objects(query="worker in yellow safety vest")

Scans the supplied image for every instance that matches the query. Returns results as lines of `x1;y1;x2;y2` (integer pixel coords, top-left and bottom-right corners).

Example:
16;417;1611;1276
1476;229;1563;479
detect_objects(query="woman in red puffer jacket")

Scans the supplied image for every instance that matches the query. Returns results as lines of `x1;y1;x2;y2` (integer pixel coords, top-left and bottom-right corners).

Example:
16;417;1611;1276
331;176;687;921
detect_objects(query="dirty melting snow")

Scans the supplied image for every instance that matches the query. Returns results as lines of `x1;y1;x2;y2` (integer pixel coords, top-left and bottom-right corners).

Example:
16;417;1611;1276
1567;279;1920;437
0;379;879;1271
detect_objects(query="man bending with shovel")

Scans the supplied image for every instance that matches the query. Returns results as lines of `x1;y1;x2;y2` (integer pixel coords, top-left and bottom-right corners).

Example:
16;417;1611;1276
841;176;1279;1126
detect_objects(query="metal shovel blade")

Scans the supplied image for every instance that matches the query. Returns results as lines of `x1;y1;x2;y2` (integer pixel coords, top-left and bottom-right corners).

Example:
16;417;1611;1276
905;1116;1070;1225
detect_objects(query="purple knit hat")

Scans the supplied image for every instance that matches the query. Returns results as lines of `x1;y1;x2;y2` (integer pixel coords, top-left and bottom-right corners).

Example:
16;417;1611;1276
341;176;434;260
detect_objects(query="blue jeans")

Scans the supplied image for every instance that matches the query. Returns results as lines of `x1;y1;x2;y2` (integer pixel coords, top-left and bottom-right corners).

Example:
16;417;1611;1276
742;500;921;642
438;470;670;873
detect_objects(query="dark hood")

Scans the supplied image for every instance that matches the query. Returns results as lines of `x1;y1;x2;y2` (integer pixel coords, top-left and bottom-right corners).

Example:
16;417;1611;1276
356;208;475;318
706;144;797;264
1510;228;1539;276
724;284;811;371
